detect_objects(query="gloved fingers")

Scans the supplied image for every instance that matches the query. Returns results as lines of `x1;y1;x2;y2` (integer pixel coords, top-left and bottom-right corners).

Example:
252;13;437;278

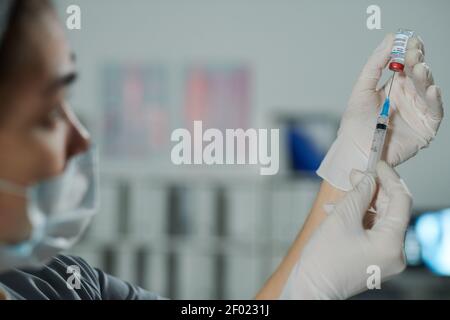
404;48;424;77
425;85;444;128
351;169;383;230
406;36;425;55
411;62;434;100
334;172;376;226
355;33;395;93
372;161;412;235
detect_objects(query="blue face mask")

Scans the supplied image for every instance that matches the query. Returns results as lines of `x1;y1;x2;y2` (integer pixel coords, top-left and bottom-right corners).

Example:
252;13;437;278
0;147;98;272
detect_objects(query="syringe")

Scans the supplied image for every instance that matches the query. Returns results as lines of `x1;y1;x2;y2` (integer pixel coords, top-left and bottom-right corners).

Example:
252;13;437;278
366;28;414;173
367;73;395;173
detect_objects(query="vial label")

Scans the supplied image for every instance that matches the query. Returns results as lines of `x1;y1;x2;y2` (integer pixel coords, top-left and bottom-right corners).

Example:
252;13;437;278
390;29;414;67
391;34;409;60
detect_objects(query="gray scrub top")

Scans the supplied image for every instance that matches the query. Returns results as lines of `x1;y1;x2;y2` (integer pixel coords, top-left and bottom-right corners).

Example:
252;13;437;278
0;255;164;300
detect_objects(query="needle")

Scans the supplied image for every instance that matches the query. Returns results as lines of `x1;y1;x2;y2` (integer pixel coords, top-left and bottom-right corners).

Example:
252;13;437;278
387;72;396;98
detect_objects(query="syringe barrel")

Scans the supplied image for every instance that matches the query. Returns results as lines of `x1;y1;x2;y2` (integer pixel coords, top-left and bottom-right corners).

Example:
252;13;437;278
367;116;388;173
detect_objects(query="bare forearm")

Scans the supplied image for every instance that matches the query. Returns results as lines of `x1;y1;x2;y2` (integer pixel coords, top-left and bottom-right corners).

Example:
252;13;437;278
256;180;344;299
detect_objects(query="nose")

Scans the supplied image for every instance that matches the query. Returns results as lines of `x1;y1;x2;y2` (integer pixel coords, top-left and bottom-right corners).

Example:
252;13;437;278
64;104;91;159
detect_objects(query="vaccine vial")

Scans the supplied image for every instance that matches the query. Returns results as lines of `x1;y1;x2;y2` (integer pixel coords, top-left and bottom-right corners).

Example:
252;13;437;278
389;28;414;72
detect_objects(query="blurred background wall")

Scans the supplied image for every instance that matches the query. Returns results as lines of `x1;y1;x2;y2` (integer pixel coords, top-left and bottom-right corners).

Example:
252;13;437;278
53;0;450;299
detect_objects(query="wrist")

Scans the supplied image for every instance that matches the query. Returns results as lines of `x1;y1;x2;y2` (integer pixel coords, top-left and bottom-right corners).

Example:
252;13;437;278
317;134;368;191
281;266;340;300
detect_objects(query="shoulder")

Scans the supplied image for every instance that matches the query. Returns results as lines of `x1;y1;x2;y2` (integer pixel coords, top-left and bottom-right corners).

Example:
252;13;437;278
51;255;97;275
0;254;103;300
51;254;101;289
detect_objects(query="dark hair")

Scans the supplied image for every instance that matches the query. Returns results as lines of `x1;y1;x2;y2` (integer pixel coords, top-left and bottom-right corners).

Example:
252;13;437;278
0;0;53;85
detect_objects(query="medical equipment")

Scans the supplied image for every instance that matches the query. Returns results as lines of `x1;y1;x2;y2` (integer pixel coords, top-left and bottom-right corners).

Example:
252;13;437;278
367;29;414;173
389;29;415;72
367;84;392;173
281;162;412;299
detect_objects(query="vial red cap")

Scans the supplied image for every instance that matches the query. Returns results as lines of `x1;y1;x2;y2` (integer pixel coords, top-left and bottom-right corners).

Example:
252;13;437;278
389;62;404;72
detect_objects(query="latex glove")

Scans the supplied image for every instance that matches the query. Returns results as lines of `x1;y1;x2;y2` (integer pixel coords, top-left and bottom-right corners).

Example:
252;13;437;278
281;161;412;300
318;33;444;191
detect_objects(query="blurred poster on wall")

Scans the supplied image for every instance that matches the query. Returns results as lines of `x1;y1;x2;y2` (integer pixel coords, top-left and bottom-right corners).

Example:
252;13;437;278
185;64;251;131
277;115;338;175
102;65;169;158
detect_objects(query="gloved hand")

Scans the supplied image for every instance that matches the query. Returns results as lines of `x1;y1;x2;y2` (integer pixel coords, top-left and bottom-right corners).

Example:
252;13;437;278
318;33;444;191
280;161;412;300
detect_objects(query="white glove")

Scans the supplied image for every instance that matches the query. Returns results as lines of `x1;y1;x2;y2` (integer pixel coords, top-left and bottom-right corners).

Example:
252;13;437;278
281;161;412;300
318;33;444;191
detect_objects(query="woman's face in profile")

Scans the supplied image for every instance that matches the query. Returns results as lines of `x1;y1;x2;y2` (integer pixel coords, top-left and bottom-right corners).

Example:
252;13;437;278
0;5;90;244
